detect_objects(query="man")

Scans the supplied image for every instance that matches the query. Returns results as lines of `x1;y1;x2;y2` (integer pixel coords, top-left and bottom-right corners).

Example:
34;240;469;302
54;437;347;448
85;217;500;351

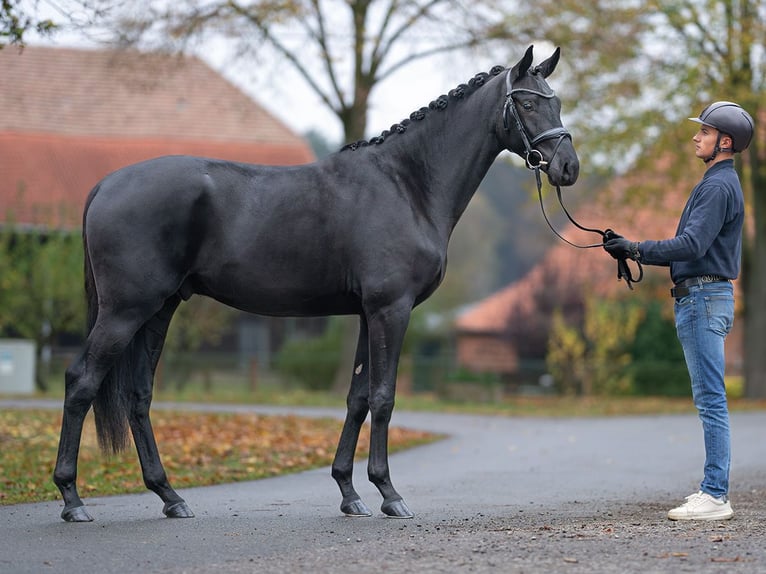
604;101;754;521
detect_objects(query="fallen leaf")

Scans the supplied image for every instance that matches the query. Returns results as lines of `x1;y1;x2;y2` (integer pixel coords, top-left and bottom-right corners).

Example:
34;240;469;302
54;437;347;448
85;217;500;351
711;557;742;563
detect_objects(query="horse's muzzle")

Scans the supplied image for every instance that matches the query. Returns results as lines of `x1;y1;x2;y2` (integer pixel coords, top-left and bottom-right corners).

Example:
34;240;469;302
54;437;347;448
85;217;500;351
548;154;579;187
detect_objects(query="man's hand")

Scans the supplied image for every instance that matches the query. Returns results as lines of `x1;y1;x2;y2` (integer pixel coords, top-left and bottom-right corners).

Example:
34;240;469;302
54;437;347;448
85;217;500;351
604;237;640;261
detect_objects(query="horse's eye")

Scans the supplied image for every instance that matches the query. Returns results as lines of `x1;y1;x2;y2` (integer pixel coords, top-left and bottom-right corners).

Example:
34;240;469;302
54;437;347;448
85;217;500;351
522;101;534;111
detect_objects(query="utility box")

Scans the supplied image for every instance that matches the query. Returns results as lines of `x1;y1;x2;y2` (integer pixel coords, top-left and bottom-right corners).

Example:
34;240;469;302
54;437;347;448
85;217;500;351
0;339;36;395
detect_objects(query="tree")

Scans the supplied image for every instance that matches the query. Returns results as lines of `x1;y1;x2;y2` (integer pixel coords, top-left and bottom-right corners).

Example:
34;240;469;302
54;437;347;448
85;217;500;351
2;1;115;51
632;1;765;398
546;296;643;396
0;227;85;390
504;0;765;396
109;1;524;142
1;0;56;48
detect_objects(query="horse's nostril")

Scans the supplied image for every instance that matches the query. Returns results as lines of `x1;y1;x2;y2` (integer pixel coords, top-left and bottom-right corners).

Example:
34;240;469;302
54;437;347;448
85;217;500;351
564;160;580;184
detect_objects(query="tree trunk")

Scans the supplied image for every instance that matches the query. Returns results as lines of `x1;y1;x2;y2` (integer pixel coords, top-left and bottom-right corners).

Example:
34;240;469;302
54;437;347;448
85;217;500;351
743;130;766;398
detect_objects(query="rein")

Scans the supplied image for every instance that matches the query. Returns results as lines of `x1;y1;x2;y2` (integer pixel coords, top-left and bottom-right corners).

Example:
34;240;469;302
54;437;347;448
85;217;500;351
503;69;643;290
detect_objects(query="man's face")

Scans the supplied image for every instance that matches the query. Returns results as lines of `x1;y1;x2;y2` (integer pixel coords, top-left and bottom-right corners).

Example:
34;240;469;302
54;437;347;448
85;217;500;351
692;124;719;160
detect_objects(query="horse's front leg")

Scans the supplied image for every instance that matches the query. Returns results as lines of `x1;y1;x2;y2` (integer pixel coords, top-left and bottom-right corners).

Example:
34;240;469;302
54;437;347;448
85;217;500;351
365;300;414;519
331;315;373;516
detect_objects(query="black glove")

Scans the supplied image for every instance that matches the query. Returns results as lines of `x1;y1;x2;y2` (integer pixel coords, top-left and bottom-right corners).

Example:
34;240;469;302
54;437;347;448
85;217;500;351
604;237;640;261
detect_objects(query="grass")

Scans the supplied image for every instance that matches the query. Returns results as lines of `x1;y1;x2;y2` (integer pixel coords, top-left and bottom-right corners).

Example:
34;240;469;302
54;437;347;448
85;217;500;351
152;379;765;419
397;391;766;417
0;408;438;506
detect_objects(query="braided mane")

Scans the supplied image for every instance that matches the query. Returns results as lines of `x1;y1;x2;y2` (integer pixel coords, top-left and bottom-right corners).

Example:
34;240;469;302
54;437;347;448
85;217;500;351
341;65;506;152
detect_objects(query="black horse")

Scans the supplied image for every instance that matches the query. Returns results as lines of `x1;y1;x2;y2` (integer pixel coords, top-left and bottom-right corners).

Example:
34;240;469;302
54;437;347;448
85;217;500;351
53;46;579;522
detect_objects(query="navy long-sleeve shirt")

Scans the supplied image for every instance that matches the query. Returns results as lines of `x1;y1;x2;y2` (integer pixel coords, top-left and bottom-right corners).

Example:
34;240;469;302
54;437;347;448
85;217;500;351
638;159;744;284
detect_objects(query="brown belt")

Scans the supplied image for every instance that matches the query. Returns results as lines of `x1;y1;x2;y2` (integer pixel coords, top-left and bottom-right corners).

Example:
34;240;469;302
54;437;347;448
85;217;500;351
670;275;729;298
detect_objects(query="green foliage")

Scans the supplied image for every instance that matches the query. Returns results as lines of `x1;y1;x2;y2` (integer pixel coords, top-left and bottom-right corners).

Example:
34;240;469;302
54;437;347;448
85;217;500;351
160;296;238;389
273;317;343;391
0;227;85;341
0;0;56;48
629;301;689;396
546;297;642;396
547;298;692;397
546;309;587;396
0;227;85;390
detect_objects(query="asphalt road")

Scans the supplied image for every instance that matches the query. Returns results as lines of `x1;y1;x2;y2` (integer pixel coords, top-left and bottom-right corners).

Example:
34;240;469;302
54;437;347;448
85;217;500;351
1;400;765;573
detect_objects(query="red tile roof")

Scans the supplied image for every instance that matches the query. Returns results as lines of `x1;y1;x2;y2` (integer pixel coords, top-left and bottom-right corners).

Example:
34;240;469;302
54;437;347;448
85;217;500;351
1;46;315;228
1;46;307;144
2;132;315;227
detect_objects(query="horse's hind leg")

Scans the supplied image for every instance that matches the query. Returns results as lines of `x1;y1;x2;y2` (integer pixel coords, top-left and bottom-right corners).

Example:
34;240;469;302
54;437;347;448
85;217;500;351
128;296;194;518
331;315;373;517
54;315;144;522
54;348;99;522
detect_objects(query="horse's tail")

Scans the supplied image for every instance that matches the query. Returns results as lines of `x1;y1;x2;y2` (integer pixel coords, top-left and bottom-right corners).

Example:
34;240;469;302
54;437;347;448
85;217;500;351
83;183;138;455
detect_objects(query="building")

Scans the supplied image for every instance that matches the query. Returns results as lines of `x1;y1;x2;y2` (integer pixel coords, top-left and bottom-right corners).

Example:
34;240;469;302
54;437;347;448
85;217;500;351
0;46;319;374
1;46;314;228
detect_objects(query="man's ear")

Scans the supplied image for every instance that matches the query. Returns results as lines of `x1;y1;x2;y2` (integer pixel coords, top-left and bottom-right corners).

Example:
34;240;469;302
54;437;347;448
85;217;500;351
722;134;734;150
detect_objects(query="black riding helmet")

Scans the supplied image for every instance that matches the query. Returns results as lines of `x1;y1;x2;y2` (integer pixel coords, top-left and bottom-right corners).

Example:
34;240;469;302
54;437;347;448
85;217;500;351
689;101;754;162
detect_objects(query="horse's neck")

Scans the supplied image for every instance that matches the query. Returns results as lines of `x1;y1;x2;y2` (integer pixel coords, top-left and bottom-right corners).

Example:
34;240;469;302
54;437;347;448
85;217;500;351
387;82;505;233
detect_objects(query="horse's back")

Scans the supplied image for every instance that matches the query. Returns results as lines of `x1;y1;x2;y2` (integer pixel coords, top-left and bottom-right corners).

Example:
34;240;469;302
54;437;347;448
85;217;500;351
89;155;259;207
82;155;356;313
86;155;307;235
84;153;446;317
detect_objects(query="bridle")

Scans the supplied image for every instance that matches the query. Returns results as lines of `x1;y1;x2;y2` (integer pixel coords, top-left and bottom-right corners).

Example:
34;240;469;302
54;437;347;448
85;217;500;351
502;68;643;289
502;69;571;172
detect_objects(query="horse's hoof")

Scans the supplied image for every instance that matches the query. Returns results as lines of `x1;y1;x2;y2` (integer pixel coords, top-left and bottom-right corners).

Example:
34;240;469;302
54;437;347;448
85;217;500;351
341;498;373;517
163;501;195;518
381;498;414;519
61;505;94;522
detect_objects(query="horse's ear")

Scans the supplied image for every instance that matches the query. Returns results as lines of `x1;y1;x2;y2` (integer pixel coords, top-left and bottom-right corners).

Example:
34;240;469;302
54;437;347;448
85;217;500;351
535;47;561;79
510;45;535;82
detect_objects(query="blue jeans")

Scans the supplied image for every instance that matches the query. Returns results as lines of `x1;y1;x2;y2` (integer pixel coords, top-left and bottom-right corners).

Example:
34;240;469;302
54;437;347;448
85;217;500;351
674;281;734;499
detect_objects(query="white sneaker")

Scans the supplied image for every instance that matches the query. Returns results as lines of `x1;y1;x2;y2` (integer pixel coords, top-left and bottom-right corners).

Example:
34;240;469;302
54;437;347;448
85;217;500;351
667;491;733;521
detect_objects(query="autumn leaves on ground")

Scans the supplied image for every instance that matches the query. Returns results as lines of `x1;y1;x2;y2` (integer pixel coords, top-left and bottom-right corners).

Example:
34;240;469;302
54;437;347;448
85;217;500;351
0;410;437;506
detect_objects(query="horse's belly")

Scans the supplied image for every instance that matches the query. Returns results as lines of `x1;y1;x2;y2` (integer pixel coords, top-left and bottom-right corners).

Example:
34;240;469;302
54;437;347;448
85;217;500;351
193;271;360;317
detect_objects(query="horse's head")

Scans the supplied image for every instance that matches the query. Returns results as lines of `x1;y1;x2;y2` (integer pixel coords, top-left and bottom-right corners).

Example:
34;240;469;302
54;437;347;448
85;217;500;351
503;46;579;187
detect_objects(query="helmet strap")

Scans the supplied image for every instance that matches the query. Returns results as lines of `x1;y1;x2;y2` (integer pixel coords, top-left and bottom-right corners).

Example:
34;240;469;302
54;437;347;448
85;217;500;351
704;132;732;163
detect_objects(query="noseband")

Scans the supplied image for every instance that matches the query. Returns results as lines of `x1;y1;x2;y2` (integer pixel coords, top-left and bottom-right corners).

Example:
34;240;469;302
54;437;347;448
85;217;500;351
502;69;571;170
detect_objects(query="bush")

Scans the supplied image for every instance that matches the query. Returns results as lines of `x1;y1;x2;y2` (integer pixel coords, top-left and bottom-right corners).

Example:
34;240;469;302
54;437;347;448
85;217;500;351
630;301;689;396
546;298;642;396
629;360;690;396
273;319;342;391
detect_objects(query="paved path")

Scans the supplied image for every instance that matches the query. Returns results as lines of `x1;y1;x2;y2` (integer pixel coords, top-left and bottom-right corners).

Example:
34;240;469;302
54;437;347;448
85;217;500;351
1;400;765;573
